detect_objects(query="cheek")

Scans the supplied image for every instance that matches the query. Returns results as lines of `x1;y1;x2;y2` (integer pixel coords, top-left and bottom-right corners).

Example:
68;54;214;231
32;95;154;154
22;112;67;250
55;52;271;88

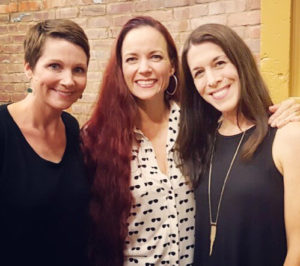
193;79;206;96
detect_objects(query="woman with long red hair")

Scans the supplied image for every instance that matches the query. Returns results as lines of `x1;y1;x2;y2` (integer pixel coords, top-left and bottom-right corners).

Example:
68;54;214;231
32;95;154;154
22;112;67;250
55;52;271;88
81;16;195;265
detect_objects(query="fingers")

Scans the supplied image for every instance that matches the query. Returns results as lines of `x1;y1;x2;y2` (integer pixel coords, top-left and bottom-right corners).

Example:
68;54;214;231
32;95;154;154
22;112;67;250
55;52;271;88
269;98;300;127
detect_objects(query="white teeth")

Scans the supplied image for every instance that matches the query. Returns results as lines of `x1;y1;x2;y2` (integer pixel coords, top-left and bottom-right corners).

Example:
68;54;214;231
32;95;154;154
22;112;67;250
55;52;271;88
212;88;227;99
136;80;155;86
57;90;72;95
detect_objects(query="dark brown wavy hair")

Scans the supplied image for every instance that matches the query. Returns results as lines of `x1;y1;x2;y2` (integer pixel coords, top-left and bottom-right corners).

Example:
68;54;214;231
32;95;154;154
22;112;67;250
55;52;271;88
81;16;180;265
176;23;273;187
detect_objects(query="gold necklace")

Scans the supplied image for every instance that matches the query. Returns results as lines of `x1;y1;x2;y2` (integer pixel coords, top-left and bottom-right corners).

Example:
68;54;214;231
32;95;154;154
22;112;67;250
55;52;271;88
208;129;246;256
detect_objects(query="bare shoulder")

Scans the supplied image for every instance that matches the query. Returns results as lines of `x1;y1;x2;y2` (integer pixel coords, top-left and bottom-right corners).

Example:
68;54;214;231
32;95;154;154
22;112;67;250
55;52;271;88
275;121;300;143
273;122;300;173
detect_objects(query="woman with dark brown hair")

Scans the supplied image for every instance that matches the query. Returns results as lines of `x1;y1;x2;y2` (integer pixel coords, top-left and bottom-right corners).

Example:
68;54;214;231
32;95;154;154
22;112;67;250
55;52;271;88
177;23;300;265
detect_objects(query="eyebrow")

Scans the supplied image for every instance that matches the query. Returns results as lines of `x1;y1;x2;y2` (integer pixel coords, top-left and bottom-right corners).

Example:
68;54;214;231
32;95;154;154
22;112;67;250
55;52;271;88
191;54;226;72
123;49;164;57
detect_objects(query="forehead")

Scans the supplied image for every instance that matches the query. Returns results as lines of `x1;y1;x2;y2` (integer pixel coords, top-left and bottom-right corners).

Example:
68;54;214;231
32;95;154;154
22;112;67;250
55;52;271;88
187;42;225;66
38;37;88;64
121;26;169;55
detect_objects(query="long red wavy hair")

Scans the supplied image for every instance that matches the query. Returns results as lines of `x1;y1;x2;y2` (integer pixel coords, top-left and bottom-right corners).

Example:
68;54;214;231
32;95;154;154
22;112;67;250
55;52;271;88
81;16;180;265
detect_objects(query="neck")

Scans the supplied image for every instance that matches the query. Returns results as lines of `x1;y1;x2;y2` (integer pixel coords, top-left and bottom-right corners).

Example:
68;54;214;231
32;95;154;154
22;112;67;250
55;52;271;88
219;112;254;136
135;98;170;130
13;95;62;130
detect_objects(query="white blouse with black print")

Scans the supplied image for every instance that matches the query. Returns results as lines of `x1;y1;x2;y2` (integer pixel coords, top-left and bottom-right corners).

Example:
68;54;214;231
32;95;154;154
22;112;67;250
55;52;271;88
124;101;195;266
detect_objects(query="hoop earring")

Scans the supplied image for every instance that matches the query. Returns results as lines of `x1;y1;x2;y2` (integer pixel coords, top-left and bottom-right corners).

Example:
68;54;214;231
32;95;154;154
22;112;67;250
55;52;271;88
165;74;178;96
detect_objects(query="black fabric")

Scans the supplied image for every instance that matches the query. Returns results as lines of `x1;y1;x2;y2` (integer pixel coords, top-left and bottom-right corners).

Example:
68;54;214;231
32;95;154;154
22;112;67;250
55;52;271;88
0;105;89;266
194;126;287;266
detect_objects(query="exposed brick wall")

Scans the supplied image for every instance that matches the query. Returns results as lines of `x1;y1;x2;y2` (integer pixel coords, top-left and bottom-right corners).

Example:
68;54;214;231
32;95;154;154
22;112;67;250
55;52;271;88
0;0;261;125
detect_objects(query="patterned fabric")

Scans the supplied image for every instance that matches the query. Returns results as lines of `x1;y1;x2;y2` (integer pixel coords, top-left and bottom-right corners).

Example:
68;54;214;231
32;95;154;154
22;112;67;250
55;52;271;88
124;102;195;266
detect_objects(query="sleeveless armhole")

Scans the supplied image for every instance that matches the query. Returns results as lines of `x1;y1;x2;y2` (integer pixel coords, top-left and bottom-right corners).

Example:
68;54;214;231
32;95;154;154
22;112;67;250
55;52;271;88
0;104;8;175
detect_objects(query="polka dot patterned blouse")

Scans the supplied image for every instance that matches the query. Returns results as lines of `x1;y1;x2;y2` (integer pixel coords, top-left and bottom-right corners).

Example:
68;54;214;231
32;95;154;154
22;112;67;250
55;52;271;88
124;102;195;266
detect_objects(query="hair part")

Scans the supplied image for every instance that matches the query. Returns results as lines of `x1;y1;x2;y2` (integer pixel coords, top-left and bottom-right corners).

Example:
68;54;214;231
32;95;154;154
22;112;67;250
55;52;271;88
81;16;180;265
177;23;273;186
24;19;90;69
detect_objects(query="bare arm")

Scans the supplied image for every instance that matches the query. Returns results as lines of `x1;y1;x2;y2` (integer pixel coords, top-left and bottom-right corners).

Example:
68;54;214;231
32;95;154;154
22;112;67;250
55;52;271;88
273;122;300;265
269;98;300;128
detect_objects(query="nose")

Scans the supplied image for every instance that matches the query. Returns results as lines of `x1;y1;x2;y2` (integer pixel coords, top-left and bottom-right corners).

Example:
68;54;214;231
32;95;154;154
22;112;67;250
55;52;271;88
61;70;75;87
138;59;152;74
206;69;221;88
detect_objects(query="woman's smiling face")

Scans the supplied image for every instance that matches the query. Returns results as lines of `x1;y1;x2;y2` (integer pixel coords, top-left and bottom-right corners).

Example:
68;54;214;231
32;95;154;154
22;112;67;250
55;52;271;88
187;41;241;117
25;37;88;111
121;26;174;105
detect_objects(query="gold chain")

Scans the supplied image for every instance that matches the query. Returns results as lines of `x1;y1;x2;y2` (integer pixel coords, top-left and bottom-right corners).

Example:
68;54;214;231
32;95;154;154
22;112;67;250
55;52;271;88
208;129;246;256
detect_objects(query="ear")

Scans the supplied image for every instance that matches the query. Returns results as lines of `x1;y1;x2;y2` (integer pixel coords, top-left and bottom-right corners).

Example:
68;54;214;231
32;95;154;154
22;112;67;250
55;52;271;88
24;62;33;80
170;65;175;76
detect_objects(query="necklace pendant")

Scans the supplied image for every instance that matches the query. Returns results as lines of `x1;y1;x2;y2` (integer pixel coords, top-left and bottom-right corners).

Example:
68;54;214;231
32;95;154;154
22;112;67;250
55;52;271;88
209;223;217;256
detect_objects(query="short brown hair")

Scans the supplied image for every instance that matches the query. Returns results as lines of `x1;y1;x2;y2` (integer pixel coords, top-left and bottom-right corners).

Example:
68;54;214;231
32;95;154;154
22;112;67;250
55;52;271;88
24;19;90;69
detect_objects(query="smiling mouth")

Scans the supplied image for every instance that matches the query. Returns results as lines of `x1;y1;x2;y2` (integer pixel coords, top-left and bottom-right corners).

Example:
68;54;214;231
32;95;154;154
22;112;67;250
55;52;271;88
54;89;73;96
136;79;156;87
211;85;230;100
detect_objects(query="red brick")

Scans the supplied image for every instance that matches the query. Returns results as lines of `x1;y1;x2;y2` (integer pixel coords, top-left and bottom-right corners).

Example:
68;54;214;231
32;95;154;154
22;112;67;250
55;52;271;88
190;4;209;18
191;14;227;29
43;0;67;9
164;20;190;33
10;54;24;64
245;38;260;53
32;10;56;21
0;54;10;63
209;1;225;15
144;10;173;22
112;15;133;27
8;2;18;12
195;0;216;3
164;0;192;8
0;64;7;73
72;17;88;29
0;4;9;13
231;26;246;38
80;5;105;16
247;0;260;10
0;13;9;22
11;92;26;102
8;24;18;32
135;0;164;12
0;25;8;33
107;2;134;15
0;35;12;43
18;1;40;12
0;92;10;102
247;25;260;38
228;10;260;26
3;44;23;54
7;64;24;73
87;16;111;28
56;7;78;19
11;34;25;43
174;7;190;20
85;28;108;40
224;0;246;13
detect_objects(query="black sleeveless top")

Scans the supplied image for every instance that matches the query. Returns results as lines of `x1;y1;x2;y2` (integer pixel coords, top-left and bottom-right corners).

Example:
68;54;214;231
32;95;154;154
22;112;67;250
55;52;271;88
194;126;286;266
